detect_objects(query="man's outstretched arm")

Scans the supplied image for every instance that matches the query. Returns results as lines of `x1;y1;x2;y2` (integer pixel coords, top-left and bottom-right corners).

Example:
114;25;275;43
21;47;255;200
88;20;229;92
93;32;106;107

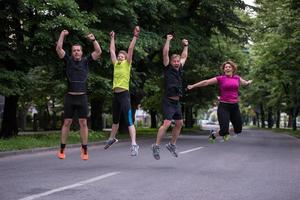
180;39;188;66
86;33;102;60
163;34;173;67
56;30;68;59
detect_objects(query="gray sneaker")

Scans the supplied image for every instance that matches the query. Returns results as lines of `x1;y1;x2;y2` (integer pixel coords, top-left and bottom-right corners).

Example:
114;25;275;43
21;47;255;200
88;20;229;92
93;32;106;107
166;142;178;157
152;144;160;160
234;132;241;137
130;144;139;156
104;138;118;149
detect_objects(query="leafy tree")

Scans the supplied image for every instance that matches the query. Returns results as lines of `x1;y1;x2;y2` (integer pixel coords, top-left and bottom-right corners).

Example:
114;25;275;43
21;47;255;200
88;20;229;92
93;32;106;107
249;0;300;130
0;0;98;138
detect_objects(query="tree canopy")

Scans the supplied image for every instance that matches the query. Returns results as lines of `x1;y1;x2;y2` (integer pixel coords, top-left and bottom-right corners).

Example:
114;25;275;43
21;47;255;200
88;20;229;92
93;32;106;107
1;0;299;137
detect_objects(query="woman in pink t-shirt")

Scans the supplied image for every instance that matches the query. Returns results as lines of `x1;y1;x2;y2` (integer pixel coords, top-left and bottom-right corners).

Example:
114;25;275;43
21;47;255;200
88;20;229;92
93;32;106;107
187;60;252;141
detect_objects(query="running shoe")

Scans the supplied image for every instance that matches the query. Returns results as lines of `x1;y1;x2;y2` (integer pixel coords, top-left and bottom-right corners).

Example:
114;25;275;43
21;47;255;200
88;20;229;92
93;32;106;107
130;144;139;156
152;144;160;160
104;138;118;149
233;132;241;137
81;148;89;161
57;149;66;159
209;130;216;144
166;142;178;157
223;134;230;141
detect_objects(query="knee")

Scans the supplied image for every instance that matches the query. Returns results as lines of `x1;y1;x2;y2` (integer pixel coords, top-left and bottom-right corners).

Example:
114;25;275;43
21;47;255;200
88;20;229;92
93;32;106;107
63;119;72;127
79;119;87;128
160;121;171;130
174;120;183;129
112;123;119;128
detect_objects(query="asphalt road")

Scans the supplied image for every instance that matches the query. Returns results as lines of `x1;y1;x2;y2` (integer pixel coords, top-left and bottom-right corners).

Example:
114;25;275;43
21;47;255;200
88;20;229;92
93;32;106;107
1;129;300;200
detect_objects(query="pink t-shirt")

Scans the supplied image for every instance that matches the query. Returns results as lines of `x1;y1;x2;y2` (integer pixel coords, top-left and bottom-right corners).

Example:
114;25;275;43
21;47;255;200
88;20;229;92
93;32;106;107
216;75;240;103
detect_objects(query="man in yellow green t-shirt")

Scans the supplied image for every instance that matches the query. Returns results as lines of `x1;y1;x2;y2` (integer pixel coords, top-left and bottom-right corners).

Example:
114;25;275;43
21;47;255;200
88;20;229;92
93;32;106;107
104;26;140;156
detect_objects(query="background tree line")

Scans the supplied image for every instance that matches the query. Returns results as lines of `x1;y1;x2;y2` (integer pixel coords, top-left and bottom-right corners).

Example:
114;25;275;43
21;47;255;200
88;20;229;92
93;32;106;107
246;0;300;130
1;0;299;138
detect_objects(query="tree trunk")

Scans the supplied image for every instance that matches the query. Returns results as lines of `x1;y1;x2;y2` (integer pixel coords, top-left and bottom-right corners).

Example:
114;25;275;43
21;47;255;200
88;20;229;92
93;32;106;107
288;108;293;128
255;111;260;127
90;98;103;131
51;100;57;130
51;111;57;130
39;107;50;131
18;108;26;131
260;104;265;128
184;104;193;128
150;109;157;128
33;113;38;131
276;109;280;128
0;95;19;138
292;106;299;131
267;108;273;128
252;116;257;126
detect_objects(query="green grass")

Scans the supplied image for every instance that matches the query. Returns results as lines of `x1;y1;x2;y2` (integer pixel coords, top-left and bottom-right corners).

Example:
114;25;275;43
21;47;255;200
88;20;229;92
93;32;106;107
0;131;106;152
270;128;300;138
0;127;204;152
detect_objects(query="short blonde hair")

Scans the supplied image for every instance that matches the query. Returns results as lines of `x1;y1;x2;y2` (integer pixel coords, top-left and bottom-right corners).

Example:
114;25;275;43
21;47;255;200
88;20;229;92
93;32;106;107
220;60;237;74
171;54;180;61
118;50;128;59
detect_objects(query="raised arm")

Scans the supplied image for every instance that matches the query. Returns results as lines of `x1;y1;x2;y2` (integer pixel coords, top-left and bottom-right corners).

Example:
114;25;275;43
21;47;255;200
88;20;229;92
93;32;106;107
180;39;189;66
163;34;173;66
109;31;117;65
187;77;218;90
240;77;252;86
86;33;102;60
56;30;68;59
127;26;140;64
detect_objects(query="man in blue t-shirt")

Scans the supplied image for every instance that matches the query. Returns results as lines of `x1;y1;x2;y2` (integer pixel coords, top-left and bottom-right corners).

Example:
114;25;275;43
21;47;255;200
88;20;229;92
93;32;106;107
56;30;101;160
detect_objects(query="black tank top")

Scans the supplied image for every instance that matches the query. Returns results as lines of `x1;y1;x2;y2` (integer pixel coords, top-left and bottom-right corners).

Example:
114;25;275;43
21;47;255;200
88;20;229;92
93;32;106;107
63;54;92;93
164;64;183;97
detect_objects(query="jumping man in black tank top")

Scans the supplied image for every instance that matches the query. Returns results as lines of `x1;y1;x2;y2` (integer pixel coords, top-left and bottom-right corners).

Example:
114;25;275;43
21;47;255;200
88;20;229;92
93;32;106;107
152;34;188;160
56;30;101;160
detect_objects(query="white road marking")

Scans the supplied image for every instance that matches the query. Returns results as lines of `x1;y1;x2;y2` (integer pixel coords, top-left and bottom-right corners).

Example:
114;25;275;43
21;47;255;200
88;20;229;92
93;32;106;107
179;147;204;154
18;172;121;200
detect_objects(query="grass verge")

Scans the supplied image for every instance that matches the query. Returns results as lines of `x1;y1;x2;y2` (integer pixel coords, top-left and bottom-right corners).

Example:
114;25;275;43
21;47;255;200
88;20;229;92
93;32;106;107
0;127;204;152
270;128;300;138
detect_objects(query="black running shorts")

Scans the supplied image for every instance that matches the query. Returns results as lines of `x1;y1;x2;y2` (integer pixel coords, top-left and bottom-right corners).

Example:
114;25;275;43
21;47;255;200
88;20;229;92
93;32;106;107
63;94;88;119
163;97;182;120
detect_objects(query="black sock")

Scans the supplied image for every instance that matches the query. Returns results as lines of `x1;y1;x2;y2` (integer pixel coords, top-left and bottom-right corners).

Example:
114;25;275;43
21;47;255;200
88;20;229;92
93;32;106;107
60;143;66;149
82;144;88;154
60;144;66;153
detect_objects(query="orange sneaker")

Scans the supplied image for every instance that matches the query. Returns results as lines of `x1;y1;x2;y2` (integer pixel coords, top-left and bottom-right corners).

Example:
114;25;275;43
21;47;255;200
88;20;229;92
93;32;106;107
81;148;89;161
57;149;66;159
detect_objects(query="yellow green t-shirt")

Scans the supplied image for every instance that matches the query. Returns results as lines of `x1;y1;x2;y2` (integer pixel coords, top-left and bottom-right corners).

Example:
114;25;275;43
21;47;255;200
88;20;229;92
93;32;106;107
113;60;131;90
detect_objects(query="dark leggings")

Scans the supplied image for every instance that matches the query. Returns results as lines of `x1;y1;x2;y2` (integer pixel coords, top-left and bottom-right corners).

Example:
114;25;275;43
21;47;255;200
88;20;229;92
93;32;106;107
217;102;242;136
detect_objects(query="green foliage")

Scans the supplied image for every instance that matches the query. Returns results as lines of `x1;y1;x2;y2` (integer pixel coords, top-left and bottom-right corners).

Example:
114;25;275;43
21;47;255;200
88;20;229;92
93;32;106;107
0;69;29;96
1;0;257;135
248;0;300;118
